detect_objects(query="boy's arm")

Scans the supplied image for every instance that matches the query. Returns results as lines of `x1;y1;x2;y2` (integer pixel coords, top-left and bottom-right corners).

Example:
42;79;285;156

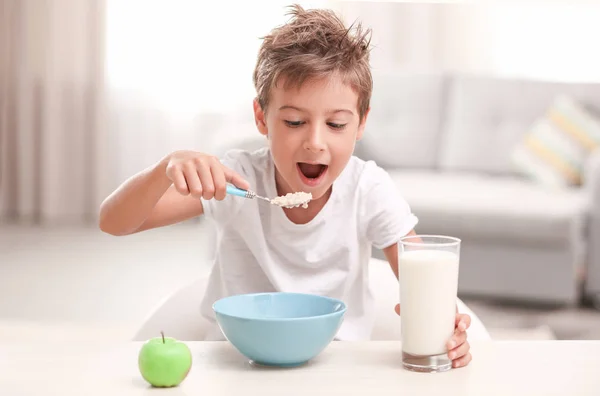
382;229;418;279
131;185;205;233
100;150;249;236
99;156;204;236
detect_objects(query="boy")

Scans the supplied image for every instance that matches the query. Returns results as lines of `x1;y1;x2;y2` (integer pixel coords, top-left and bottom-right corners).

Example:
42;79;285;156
99;5;472;368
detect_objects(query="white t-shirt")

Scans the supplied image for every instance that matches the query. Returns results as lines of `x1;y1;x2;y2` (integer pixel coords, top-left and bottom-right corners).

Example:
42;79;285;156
200;147;418;340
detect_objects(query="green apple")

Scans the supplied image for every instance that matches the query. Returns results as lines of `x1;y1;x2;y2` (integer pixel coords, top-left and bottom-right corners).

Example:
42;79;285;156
138;332;192;388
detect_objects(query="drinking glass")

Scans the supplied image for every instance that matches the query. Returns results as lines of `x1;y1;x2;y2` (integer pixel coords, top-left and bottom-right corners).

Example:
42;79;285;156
398;235;461;373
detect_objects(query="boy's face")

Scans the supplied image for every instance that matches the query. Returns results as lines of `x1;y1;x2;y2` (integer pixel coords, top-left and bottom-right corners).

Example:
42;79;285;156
253;74;368;201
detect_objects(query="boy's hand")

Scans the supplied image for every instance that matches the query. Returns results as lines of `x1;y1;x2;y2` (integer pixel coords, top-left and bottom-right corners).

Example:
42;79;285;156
165;151;250;200
394;304;472;368
447;313;472;368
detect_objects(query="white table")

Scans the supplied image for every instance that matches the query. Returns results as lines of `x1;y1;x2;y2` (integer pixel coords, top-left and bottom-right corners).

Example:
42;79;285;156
2;341;600;395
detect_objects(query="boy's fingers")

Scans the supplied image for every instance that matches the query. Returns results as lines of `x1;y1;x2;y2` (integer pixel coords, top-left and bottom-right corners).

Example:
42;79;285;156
184;164;203;198
170;169;190;195
455;313;471;331
211;163;228;201
448;340;470;360
394;303;400;316
452;352;472;368
447;329;467;350
196;163;214;200
225;168;250;190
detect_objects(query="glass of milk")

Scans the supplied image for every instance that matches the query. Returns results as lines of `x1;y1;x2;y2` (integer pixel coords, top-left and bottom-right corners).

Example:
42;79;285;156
398;235;460;373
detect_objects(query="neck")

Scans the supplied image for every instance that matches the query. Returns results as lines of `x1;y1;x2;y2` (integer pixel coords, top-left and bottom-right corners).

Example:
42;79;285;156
274;169;331;225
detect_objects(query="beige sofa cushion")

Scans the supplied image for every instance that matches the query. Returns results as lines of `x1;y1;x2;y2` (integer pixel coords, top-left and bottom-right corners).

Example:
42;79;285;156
388;170;588;245
438;75;600;175
511;95;600;188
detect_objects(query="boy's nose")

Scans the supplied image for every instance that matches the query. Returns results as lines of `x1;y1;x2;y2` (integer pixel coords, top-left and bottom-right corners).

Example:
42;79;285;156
303;126;326;153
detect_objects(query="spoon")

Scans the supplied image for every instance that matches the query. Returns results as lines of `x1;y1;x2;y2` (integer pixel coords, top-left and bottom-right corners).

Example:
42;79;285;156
225;185;311;209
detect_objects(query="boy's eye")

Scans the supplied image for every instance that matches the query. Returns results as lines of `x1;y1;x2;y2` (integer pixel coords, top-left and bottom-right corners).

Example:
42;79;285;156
284;120;304;127
328;122;347;130
283;120;346;129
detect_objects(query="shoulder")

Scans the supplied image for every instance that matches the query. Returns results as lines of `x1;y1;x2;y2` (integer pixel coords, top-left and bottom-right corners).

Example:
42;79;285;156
340;156;395;194
345;158;418;248
342;156;412;216
220;147;270;180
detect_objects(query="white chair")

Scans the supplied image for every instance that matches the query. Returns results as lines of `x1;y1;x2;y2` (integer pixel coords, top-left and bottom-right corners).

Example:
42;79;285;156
133;258;491;341
134;276;212;342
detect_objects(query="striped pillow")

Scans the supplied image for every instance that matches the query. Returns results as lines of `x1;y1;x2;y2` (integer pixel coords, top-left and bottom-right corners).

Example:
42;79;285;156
511;95;600;188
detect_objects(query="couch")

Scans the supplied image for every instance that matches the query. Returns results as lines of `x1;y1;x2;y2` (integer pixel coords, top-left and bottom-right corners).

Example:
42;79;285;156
208;73;600;307
357;73;600;306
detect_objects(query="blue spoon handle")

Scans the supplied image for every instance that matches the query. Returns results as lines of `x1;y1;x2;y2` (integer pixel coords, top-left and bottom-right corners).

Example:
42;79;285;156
226;184;252;198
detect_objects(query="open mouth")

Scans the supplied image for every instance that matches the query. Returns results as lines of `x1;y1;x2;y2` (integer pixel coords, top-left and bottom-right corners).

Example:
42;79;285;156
297;162;328;185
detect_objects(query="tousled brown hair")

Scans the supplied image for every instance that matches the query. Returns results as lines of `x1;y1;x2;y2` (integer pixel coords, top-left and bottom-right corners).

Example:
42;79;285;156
253;4;372;120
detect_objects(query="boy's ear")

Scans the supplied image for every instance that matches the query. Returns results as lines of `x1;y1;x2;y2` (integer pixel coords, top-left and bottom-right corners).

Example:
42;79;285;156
356;107;370;141
253;98;268;136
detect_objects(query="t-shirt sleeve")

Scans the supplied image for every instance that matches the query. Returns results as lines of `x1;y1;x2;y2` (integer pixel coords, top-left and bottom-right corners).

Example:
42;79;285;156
360;162;419;250
200;150;254;225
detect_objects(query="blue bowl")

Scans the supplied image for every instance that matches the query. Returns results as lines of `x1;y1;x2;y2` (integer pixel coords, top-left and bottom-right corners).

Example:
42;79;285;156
213;292;346;367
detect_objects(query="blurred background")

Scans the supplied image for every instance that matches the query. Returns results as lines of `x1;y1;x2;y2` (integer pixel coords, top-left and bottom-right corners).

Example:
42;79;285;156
2;0;600;341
